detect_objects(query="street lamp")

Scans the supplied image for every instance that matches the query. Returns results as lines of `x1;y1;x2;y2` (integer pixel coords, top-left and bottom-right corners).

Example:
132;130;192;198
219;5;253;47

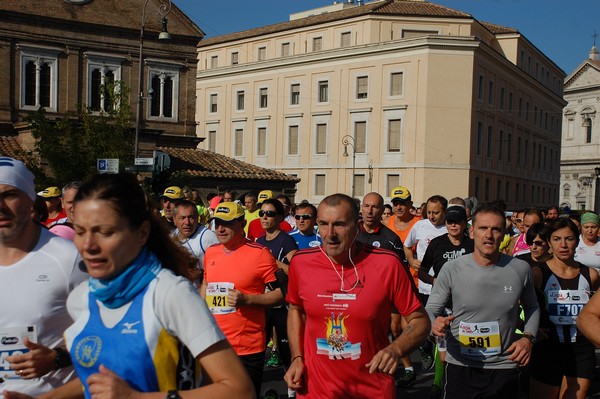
342;135;356;198
594;167;600;213
135;0;172;159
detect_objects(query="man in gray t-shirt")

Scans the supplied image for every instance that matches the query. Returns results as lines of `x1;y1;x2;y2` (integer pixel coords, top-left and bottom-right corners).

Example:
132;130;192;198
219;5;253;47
426;203;539;399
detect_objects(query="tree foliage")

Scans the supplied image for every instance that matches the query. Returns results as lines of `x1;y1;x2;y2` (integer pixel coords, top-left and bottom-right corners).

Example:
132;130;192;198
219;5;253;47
26;81;135;184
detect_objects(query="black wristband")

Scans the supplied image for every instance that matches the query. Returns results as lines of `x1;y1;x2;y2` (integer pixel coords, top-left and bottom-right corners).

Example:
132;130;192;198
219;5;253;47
53;347;72;370
166;390;181;399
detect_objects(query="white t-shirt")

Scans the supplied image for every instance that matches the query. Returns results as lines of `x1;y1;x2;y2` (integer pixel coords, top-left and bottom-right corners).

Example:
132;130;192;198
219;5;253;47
174;226;219;271
575;236;600;272
0;228;85;398
404;219;447;295
66;269;225;358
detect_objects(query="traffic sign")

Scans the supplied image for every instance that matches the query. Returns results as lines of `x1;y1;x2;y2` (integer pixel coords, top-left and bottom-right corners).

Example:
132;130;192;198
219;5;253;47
135;158;154;166
97;159;119;174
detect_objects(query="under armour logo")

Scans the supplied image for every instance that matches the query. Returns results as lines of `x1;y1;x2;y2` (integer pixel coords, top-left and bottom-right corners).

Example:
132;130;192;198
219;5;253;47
503;286;513;292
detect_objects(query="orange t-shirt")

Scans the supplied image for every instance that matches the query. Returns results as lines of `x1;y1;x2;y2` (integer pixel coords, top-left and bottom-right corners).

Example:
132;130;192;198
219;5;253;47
203;239;278;355
387;215;420;286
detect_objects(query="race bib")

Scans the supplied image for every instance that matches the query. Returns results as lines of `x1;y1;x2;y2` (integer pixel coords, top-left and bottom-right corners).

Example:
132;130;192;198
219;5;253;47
0;325;37;381
458;321;501;357
546;289;589;325
206;282;235;314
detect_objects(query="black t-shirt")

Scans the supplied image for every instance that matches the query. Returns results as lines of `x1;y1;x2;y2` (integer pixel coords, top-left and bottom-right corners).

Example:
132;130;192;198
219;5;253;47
257;231;298;264
357;223;406;263
419;234;474;285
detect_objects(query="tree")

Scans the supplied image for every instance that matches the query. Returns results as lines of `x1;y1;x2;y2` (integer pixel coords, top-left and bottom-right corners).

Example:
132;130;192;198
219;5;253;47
26;81;135;184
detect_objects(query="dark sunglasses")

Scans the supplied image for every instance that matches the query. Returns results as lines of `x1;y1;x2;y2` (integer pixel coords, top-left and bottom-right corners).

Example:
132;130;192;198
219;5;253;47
530;240;546;247
259;210;278;218
295;214;313;220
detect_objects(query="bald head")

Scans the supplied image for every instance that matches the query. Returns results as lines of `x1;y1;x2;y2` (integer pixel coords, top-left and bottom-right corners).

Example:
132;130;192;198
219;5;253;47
362;192;384;230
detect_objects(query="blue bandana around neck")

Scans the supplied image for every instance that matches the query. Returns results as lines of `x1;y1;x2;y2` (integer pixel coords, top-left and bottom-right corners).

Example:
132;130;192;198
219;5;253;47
88;247;162;309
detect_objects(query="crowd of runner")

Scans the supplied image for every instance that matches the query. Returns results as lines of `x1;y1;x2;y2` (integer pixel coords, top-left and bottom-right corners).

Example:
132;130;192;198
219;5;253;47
2;155;600;399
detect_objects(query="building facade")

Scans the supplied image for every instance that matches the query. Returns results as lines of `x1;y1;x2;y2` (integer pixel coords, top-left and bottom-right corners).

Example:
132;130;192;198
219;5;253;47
560;46;600;212
195;0;565;206
0;0;203;154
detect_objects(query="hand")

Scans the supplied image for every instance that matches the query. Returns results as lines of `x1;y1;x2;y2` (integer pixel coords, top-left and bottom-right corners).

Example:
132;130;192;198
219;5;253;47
409;259;421;271
506;337;533;366
6;338;57;379
87;364;139;399
365;346;400;375
227;289;247;307
432;315;454;337
284;357;305;390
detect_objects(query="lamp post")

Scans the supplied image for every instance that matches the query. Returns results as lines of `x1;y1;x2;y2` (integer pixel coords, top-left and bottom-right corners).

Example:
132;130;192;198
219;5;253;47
135;0;172;159
594;167;600;214
342;135;356;198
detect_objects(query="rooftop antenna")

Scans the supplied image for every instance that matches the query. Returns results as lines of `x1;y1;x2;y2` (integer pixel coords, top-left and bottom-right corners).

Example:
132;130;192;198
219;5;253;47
593;30;599;47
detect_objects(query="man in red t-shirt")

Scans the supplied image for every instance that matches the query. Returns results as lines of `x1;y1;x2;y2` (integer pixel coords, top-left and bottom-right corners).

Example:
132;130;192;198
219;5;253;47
201;201;284;398
285;194;430;398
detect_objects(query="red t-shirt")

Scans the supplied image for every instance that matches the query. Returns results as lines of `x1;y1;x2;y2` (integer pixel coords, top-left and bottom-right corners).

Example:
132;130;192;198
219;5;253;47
286;246;422;398
45;210;67;227
246;218;293;241
203;240;278;355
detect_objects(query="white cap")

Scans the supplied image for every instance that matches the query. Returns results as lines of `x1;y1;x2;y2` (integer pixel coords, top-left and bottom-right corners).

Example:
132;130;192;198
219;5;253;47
0;157;36;201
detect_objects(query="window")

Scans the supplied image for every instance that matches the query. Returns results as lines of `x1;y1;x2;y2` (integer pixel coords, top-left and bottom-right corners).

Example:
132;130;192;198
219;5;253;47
312;37;322;52
518;98;523;117
236;91;245;111
388;119;401;152
341;32;351;47
150;72;174;118
507;133;512;162
257;127;266;156
234;129;244;157
508;92;513;114
231;52;239;65
478;75;484;100
497;180;502;199
475;177;480;199
257;46;266;61
316;123;327;154
290;84;300;105
288;125;299;155
485;178;490;201
498;130;504;161
354;121;366;153
87;59;121;112
563;184;570;198
476;122;482;155
210;56;218;69
387;175;400;193
500;88;505;110
209;94;217;113
318;81;328;103
315;174;326;196
20;45;60;111
208;130;216;152
486;126;492;158
259;88;268;108
517;137;521;164
585;118;593;143
281;43;290;57
353;175;365;197
488;81;494;104
356;76;368;99
390;72;403;96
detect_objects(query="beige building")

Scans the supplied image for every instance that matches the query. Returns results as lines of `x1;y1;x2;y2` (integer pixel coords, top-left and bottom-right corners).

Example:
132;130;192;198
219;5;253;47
560;46;600;212
196;0;565;206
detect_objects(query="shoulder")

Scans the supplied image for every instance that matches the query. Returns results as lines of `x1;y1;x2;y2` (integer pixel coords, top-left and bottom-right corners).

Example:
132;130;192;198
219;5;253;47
363;245;402;263
290;246;322;261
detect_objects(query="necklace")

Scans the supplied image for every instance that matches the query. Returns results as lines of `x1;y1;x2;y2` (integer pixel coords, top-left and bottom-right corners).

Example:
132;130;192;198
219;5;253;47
319;245;360;292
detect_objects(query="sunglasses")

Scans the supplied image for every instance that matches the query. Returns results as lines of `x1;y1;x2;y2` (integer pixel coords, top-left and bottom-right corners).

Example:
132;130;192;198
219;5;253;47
259;210;278;218
515;218;523;223
531;240;546;247
295;214;313;220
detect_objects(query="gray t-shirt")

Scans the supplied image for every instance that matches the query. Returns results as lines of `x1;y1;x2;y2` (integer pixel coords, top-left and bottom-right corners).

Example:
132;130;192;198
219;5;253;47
426;253;539;369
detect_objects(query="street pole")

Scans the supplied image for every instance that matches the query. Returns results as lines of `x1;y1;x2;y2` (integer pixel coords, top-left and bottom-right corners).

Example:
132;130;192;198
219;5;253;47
134;0;172;159
342;135;356;198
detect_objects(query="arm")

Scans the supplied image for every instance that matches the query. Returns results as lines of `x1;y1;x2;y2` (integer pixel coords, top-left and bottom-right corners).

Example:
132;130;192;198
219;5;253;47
507;268;539;366
365;307;430;374
227;286;284;308
284;304;306;390
578;289;600;346
418;244;435;285
4;378;85;399
6;338;62;379
404;245;421;271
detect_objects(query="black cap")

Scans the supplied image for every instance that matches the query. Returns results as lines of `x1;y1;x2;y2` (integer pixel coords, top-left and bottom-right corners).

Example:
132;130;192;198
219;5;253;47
445;206;467;223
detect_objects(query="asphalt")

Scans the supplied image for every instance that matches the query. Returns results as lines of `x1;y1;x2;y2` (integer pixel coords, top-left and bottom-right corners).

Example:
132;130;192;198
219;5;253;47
259;348;600;399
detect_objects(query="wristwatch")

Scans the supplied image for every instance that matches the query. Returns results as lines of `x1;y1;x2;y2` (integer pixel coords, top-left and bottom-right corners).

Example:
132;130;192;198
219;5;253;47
166;390;181;399
522;333;537;344
53;347;72;369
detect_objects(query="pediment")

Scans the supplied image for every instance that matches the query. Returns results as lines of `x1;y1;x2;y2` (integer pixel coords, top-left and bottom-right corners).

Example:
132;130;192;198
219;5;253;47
565;62;600;90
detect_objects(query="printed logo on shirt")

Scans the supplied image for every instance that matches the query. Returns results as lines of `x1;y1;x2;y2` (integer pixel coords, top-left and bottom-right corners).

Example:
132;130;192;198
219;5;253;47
36;274;50;282
371;241;381;248
503;286;513;293
121;321;141;334
316;313;361;360
74;336;102;367
443;249;466;261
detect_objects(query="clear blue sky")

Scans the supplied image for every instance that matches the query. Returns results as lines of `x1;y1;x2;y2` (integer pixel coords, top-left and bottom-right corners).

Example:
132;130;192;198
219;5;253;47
173;0;600;75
